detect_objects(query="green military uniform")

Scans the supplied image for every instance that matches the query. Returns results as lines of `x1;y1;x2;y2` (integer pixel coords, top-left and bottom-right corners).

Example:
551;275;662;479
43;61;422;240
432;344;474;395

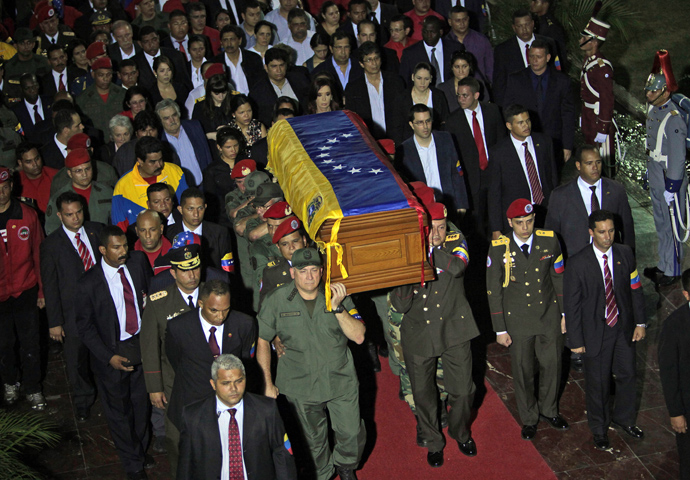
259;256;291;308
4;55;51;102
0;106;22;168
75;83;126;139
132;11;170;34
486;230;564;426
258;281;366;480
50;160;119;196
45;181;114;234
390;227;479;452
249;232;280;311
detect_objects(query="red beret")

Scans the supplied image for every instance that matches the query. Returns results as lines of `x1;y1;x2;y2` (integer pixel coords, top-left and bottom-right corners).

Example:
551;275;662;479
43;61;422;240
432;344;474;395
67;133;92;150
230;159;256;179
91;56;112;71
506;198;534;219
0;167;10;184
86;41;107;60
378;139;395;155
203;63;225;80
426;202;447;221
35;3;56;23
272;217;302;244
264;201;292;219
65;148;91;169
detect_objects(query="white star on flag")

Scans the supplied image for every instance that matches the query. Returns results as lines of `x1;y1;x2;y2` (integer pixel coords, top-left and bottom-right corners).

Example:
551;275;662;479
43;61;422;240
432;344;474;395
327;138;339;143
348;168;361;174
341;133;353;138
317;153;330;158
322;159;334;164
369;168;383;175
333;164;345;170
319;146;332;151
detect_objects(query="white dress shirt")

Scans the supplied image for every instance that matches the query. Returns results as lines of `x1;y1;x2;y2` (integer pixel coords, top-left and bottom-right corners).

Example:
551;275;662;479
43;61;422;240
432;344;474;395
25;97;45;125
63;225;96;265
577;176;603;216
271;78;298;102
199;310;224;352
178;287;199;307
365;73;386;132
592;245;615;317
510;134;542;202
144;50;159;71
120;46;136;60
225;50;249;94
183;222;203;236
516;35;536;68
101;258;142;340
54;134;68;158
52;69;67;92
171;35;191;61
284;31;314;66
423;40;444;80
217;396;247;480
413;134;442;193
191;58;207;90
463;104;489;160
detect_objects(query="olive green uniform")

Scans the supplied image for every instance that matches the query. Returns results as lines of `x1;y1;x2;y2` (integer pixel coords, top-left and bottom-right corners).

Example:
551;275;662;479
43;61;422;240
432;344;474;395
4;54;51;102
248;232;280;311
50;160;119;196
229;195;257;293
259;257;291;308
258;282;366;480
0;106;22;167
44;181;114;235
486;230;564;426
75;83;127;139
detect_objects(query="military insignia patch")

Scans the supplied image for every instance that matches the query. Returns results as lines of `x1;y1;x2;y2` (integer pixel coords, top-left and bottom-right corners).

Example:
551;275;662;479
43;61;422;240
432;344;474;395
18;226;30;241
150;290;168;301
307;195;323;226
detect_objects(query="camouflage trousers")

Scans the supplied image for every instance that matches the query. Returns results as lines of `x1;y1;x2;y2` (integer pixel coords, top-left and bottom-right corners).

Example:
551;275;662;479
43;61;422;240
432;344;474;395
388;303;447;413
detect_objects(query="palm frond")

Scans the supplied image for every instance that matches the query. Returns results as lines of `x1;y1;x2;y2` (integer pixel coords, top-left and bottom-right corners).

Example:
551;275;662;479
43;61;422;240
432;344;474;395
0;411;61;480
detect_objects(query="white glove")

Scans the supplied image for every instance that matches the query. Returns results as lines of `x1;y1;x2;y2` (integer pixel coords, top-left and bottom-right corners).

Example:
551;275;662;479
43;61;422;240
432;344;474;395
594;133;608;144
664;191;675;206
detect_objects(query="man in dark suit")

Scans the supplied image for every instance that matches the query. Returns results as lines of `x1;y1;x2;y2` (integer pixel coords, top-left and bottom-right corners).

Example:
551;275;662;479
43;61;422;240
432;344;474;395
40;108;85;170
344;41;405;143
177;354;297;480
365;0;398;44
435;0;486;33
108;21;141;71
249;48;309;128
73;0;127;40
211;25;266;95
658;269;690;480
12;73;52;139
446;77;506;237
492;9;558;106
75;225;153;480
40;45;79;98
312;32;364;92
564;210;647;451
135;26;193;92
503;38;575;163
397;104;469;216
354;20;399;74
399;16;464;87
40;192;102;421
488;104;557;238
166;187;234;272
338;0;370;45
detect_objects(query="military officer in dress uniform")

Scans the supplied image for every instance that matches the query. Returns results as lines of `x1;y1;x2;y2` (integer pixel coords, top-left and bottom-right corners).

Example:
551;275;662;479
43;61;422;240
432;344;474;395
391;202;479;468
642;50;688;287
257;248;366;480
486;198;569;441
141;242;202;472
579;15;614;172
4;28;51;103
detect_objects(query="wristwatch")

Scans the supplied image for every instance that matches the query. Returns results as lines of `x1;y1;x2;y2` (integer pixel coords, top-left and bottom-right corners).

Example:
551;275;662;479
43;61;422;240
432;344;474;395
331;304;344;314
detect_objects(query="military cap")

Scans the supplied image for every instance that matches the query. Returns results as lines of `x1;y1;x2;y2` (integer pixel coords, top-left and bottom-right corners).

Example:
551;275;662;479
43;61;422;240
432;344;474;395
91;57;113;71
243;170;270;196
67;133;92;150
646;49;678;92
13;28;35;44
35;4;56;23
426;202;447;220
291;247;321;269
273;217;302;244
253;182;284;206
91;11;112;25
65;148;90;168
172;231;202;249
410;181;435;206
264;201;292;219
168;243;201;270
582;17;610;42
0;167;11;184
506;198;534;219
203;63;225;80
86;41;107;60
230;159;256;179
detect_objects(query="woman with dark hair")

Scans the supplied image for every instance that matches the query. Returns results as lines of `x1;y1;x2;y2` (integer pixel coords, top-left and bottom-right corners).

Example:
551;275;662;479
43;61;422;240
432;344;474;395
438;50;491;112
247;20;276;58
273;96;299;118
315;1;341;38
66;39;89;78
304;32;330;71
215;10;232;31
120;86;151;120
395;62;449;140
202;126;247;225
149;55;190;117
192;75;232;138
307;74;342;114
228;94;266;155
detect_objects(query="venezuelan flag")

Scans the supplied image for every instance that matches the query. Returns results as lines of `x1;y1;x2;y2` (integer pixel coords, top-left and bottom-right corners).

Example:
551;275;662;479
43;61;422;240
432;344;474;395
348;308;363;321
630;269;641;289
452;241;469;266
249;341;256;358
284;433;293;455
554;254;565;273
555;55;562;71
221;252;234;272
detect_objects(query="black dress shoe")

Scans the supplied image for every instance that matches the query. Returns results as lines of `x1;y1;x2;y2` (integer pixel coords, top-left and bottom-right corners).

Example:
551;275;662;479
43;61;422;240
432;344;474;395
643;266;663;280
143;454;155;469
335;466;357;480
571;357;584;373
612;421;644;439
457;437;477;457
126;471;148;480
657;275;679;287
379;343;389;358
540;414;569;430
521;424;537;440
593;434;609;450
416;433;429;448
427;450;444;468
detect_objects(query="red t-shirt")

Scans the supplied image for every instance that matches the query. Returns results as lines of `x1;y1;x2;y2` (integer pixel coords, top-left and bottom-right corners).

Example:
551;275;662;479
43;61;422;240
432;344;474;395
73;184;92;204
142;175;158;185
404;9;445;42
18;167;58;213
134;236;172;268
99;92;110;103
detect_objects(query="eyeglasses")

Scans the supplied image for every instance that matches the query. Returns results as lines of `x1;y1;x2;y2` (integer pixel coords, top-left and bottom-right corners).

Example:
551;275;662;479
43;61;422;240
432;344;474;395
362;55;381;63
412;119;432;126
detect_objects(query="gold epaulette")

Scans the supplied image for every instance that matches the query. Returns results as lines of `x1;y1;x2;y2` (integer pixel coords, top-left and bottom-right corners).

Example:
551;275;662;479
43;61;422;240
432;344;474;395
267;260;276;267
194;95;205;103
445;233;460;241
64;32;75;36
597;58;605;67
671;110;679;116
149;290;168;301
492;236;510;246
535;229;554;237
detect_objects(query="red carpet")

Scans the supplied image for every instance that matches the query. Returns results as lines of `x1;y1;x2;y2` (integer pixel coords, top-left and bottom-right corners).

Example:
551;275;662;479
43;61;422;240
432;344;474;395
357;360;556;480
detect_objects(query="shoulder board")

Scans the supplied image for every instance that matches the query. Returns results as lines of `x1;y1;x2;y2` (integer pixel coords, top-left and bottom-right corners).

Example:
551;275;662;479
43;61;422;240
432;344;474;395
535;229;554;237
267;260;277;267
230;90;240;95
597;58;605;67
445;233;460;241
149;290;168;301
491;236;510;246
8;79;20;84
194;95;205;103
671;110;679;116
63;32;75;36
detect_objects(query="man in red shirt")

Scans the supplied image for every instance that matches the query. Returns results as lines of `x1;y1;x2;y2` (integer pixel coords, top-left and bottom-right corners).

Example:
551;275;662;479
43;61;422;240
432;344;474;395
404;0;444;43
135;209;172;273
187;3;221;56
16;142;57;214
385;14;417;61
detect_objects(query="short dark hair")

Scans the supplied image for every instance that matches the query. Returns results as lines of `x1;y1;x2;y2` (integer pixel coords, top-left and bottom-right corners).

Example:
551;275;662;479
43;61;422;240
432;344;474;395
576;145;600;164
264;47;288;65
56;190;85;212
529;38;550;55
330;30;350;46
254;20;276;44
16;142;41;161
54;108;78;133
358;41;380;61
216;126;246;153
185;2;206;14
287;7;308;23
180;186;205;206
119;58;137;71
147;182;172;199
588;209;615;230
451;50;477;74
273;108;295;123
99;224;126;247
422;15;443;31
512;9;532;23
229;94;252;114
348;0;369;12
220;24;244;39
133;110;161;133
504;104;529;123
390;14;412;30
243;0;261;13
139;25;157;38
199;279;230;301
358;19;376;32
449;5;469;15
135;136;163;161
408;103;432;123
45;44;65;58
458;76;480;93
188;34;206;48
168;9;187;21
51;99;75;113
682;268;690;293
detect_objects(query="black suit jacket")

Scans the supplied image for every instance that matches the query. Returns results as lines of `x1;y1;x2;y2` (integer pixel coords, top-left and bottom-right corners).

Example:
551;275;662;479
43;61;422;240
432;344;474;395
564;243;645;357
311;57;363;92
545;177;635;258
40;69;80;98
165;308;257;428
249;70;310;127
177;392;297;480
37;28;76;49
40;136;67;170
434;0;486;32
503;66;575;150
75;251;152;367
395;86;450;142
12;97;52;137
41;222;104;336
487;132;557;233
658;303;690;418
165;219;233;270
211;49;267;92
344;71;406;143
205;0;247;26
135;47;192;92
492;34;557;106
107;43;142;71
399;38;464;88
397;131;469;211
445;102;506;203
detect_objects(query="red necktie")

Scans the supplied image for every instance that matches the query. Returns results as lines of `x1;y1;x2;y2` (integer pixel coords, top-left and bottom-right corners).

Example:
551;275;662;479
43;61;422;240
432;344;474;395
209;326;221;357
522;142;544;204
58;73;66;92
603;254;618;327
525;43;530;66
590;186;600;212
33;105;43;123
75;233;94;271
118;267;139;335
228;408;244;479
472;111;488;170
179;42;186;57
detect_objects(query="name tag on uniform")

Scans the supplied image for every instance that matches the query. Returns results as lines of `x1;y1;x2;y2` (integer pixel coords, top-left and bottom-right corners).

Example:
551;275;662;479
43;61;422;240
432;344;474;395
280;311;301;317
